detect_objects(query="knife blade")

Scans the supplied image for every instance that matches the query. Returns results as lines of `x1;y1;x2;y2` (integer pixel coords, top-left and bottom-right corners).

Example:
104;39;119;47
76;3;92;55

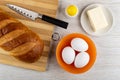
6;4;68;29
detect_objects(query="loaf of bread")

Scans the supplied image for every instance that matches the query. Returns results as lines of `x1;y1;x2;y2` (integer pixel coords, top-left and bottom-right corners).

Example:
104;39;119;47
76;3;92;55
0;9;44;63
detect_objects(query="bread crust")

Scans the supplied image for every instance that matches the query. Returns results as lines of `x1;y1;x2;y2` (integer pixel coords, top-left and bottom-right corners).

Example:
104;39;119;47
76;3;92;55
0;9;44;63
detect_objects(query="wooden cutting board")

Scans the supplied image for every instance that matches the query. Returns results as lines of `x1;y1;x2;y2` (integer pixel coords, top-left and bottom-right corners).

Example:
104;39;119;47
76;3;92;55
0;0;58;71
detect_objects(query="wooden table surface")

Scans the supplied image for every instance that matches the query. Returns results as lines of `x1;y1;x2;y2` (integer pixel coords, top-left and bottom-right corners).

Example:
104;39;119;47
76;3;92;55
0;0;120;80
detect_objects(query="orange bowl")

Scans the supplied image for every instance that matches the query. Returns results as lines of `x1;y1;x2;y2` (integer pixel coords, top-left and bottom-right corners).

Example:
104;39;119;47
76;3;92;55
56;33;96;74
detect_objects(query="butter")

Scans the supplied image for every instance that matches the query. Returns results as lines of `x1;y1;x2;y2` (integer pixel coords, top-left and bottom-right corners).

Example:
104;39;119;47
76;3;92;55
87;7;108;32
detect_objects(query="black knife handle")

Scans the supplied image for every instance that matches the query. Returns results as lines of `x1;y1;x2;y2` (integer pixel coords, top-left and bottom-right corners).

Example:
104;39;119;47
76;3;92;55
42;15;68;29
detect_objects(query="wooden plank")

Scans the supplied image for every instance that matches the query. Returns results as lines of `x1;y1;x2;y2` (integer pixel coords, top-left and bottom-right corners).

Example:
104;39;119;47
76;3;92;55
0;0;58;71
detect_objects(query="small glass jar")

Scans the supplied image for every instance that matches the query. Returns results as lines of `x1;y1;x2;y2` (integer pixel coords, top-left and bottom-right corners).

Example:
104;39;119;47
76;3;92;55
65;5;78;18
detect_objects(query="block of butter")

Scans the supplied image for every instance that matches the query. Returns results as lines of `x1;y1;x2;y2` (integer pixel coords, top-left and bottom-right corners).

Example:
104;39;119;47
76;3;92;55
87;7;108;32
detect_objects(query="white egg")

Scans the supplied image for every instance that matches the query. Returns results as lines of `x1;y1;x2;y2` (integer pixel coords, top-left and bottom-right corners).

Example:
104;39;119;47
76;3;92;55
62;46;75;64
74;52;90;68
71;38;88;52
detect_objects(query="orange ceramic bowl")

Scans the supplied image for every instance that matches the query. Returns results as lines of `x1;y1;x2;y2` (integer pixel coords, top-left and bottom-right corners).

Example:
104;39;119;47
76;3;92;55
56;33;96;74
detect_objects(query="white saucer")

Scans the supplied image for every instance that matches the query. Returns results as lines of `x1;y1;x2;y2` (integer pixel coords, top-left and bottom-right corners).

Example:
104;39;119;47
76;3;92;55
80;4;113;36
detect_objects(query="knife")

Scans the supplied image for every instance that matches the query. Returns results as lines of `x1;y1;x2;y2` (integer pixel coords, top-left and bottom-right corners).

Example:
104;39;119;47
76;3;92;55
6;4;68;29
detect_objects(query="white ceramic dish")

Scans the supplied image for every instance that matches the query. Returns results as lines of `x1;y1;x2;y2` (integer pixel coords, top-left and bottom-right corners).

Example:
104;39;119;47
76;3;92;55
80;4;113;36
